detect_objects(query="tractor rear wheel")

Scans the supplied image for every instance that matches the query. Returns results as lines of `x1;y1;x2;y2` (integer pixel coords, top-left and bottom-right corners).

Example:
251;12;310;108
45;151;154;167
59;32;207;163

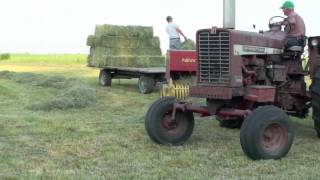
314;117;320;138
311;70;320;137
99;70;112;86
240;105;294;160
138;76;155;94
145;97;194;145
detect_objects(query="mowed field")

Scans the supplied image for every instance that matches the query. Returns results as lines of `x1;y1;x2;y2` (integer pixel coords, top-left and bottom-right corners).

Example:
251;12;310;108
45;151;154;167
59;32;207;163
1;54;320;179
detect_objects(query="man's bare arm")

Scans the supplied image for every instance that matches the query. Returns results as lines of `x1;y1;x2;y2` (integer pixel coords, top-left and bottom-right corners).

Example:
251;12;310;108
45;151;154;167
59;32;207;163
177;27;187;41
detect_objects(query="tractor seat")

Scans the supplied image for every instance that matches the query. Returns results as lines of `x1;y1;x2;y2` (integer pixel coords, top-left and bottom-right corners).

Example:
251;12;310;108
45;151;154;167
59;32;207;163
287;45;303;52
282;45;304;59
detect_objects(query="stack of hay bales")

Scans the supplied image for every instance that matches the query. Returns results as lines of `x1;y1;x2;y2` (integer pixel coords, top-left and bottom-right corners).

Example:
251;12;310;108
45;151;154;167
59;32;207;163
87;25;165;68
181;39;196;50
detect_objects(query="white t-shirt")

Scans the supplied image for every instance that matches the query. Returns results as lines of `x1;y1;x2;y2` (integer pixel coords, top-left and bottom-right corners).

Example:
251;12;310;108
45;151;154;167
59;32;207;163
166;22;180;39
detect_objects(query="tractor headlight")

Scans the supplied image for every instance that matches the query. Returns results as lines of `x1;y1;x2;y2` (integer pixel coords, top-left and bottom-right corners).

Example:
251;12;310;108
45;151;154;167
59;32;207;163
311;39;319;46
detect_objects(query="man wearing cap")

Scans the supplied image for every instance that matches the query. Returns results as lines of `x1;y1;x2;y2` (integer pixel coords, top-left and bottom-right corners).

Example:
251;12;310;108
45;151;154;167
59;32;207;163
166;16;187;50
280;1;306;48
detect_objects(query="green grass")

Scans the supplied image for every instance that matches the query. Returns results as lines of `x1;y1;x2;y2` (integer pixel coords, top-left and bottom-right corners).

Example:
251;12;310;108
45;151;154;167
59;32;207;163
1;54;87;65
0;54;320;179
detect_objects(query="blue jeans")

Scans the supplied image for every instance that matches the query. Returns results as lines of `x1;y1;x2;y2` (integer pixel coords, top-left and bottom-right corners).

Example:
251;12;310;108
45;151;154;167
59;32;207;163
169;38;181;50
286;36;306;48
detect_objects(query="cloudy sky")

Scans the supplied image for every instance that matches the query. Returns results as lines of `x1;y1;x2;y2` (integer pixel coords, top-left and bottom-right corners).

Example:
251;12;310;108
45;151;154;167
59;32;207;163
0;0;318;54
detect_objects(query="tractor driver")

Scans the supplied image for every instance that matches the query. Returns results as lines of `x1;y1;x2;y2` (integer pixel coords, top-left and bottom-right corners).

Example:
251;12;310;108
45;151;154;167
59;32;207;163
279;1;306;48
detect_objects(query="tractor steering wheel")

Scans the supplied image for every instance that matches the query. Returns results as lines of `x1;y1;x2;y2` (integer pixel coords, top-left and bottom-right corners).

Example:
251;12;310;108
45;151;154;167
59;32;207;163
268;16;291;33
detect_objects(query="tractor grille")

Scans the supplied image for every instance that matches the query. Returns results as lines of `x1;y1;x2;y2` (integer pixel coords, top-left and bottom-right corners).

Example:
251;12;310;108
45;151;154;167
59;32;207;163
198;30;230;85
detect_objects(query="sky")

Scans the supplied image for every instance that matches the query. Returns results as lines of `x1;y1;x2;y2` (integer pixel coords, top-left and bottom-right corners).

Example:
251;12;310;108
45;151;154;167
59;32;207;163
0;0;318;54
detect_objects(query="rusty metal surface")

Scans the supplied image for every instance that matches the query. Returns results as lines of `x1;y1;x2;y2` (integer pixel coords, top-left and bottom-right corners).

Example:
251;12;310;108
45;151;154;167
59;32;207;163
244;85;275;103
189;86;233;99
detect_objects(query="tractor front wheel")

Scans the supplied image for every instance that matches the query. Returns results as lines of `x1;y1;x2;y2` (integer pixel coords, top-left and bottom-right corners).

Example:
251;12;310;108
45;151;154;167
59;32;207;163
240;105;294;160
145;97;194;145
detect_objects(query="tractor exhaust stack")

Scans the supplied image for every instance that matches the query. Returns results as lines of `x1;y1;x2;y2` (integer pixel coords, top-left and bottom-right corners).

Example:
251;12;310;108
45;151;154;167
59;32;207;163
223;0;236;29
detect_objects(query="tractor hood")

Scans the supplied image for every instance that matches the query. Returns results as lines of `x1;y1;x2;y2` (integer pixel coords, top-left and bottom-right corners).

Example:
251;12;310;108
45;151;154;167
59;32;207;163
230;29;286;56
230;29;286;49
197;28;286;56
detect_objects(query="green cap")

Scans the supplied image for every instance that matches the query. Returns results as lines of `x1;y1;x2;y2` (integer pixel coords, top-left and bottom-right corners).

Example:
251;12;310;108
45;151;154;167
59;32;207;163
281;1;294;9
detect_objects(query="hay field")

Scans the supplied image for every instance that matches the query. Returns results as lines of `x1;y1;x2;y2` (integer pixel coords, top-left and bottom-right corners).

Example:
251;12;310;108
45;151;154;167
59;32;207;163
0;54;320;179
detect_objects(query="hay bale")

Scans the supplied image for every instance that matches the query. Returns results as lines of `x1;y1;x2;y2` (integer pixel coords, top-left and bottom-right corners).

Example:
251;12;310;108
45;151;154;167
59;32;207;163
88;55;165;68
93;36;160;49
95;24;153;38
86;24;164;68
181;39;196;50
86;35;96;47
88;46;161;56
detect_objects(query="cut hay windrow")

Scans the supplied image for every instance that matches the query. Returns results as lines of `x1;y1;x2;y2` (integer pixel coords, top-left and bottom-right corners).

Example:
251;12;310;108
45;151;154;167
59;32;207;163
0;71;97;111
87;55;165;68
27;84;97;111
0;71;67;89
94;24;154;38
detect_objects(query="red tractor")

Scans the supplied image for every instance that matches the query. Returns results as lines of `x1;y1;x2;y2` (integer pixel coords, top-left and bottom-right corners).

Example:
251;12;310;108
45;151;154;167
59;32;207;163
145;15;320;160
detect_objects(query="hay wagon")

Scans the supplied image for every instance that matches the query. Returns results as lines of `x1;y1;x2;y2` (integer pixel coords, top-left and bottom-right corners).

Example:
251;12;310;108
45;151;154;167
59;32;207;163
87;24;167;94
97;50;197;94
98;66;165;94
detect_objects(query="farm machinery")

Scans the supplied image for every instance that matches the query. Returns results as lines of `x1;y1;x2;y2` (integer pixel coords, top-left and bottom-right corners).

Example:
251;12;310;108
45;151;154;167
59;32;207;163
160;50;197;99
97;49;196;94
145;0;320;160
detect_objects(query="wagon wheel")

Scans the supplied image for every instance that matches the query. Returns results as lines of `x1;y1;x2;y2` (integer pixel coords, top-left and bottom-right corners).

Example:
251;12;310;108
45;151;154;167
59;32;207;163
138;75;155;94
145;97;194;145
99;70;112;86
240;105;294;160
